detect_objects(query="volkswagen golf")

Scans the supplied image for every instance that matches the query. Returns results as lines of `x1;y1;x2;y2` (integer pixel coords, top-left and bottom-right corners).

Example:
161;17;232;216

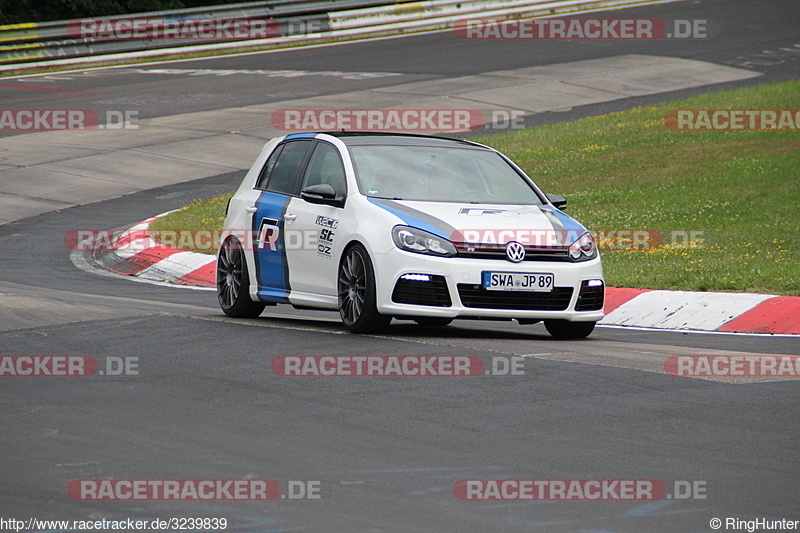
216;132;604;338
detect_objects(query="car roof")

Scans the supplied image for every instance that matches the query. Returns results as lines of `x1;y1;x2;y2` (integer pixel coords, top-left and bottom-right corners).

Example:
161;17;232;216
315;132;489;149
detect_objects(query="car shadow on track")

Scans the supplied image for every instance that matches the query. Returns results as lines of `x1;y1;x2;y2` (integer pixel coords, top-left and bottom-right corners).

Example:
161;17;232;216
252;312;576;342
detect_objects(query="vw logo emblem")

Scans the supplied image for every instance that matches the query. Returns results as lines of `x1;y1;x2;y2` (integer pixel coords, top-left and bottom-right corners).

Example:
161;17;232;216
505;241;526;263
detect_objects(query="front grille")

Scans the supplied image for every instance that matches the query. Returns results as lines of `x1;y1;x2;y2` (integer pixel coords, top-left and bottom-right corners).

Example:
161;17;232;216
455;243;571;262
392;275;452;307
457;285;573;311
575;281;605;311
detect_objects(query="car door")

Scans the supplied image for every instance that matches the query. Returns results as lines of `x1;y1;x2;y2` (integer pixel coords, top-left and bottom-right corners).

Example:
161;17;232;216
250;139;313;302
282;140;348;303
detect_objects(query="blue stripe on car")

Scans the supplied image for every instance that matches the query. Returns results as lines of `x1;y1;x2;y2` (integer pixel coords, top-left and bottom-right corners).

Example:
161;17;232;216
541;205;588;244
285;133;316;140
367;198;449;238
252;191;292;303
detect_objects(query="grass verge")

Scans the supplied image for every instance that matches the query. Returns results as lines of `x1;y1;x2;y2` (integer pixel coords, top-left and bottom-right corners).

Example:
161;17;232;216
150;80;800;295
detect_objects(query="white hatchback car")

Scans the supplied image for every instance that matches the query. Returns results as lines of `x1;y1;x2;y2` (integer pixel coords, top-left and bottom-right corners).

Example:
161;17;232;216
217;132;604;338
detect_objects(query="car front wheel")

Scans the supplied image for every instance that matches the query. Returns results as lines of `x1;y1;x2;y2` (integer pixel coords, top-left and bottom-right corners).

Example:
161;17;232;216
217;237;266;318
338;244;391;333
544;320;595;339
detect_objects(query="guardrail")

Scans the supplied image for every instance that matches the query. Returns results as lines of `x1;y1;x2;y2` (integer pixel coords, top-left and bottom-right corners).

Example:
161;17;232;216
0;0;676;72
0;0;392;65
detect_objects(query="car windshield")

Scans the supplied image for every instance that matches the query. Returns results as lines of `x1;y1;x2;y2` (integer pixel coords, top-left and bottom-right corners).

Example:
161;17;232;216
348;144;544;204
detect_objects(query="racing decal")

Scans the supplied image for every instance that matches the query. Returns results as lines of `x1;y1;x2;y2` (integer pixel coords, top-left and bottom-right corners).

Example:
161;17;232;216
315;215;338;259
252;191;292;303
367;198;458;239
257;217;280;250
315;215;338;229
458;207;540;217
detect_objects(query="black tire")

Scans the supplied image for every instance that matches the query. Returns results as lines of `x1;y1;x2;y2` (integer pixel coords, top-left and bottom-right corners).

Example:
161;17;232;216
217;237;266;318
544;320;596;339
338;244;391;333
414;317;454;327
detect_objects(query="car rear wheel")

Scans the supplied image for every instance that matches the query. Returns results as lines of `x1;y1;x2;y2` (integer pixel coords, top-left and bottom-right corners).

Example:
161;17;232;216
338;244;391;333
544;320;595;339
217;237;266;318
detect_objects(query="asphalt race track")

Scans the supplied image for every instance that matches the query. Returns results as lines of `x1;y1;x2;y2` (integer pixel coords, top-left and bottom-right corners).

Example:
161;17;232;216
1;0;799;531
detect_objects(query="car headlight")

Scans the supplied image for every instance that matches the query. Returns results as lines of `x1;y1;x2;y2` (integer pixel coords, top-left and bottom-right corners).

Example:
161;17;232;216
392;226;457;257
568;232;598;261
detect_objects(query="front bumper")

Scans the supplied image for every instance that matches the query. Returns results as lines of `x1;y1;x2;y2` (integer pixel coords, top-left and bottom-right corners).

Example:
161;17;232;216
372;248;605;322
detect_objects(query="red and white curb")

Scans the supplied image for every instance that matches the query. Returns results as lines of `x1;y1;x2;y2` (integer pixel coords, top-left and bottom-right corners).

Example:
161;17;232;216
94;217;800;335
602;288;800;335
92;214;216;288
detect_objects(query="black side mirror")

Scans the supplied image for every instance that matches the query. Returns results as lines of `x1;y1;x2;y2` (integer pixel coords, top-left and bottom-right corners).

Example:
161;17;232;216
546;193;567;209
301;183;343;207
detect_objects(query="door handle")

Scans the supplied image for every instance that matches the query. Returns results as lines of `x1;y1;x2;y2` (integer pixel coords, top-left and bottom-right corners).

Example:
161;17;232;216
284;214;297;221
245;206;257;213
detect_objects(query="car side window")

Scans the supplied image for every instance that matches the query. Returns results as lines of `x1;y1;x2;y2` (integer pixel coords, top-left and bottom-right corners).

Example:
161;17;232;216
258;140;313;194
300;142;347;199
255;145;284;189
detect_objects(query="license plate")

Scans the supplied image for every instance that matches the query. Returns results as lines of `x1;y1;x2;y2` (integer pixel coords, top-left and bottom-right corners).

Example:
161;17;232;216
482;272;554;292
